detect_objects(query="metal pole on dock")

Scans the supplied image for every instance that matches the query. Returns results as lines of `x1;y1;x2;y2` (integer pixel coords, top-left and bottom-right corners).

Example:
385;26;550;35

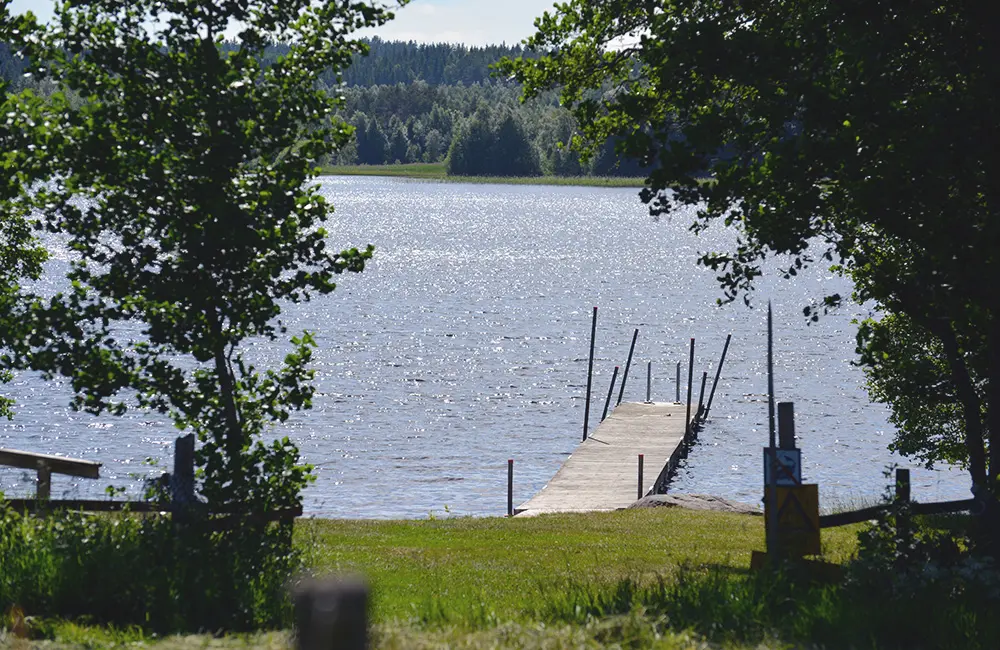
766;302;779;557
675;362;681;402
583;307;598;442
704;334;731;420
696;371;708;425
508;459;514;517
685;338;695;444
602;366;619;422
768;305;776;448
616;329;639;406
646;362;652;403
638;454;644;500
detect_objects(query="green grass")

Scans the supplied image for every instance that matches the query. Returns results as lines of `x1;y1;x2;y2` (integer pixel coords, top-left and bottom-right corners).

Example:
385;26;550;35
11;508;1000;649
318;162;647;187
295;509;860;623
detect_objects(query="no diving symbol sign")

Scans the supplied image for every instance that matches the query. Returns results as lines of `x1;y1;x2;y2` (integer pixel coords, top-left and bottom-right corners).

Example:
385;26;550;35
763;448;801;486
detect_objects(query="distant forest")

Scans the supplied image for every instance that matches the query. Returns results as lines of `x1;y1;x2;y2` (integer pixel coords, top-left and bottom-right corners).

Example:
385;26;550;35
1;38;647;178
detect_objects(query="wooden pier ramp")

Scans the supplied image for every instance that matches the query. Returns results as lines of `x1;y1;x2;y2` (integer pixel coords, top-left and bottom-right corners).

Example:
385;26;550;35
516;401;690;516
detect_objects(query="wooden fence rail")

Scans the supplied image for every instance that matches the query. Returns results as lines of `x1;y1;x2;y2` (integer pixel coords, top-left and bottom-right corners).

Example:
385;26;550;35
819;498;979;528
817;469;980;529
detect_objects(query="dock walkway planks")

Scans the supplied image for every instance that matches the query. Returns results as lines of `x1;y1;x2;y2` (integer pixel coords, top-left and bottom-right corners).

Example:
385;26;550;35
515;401;689;516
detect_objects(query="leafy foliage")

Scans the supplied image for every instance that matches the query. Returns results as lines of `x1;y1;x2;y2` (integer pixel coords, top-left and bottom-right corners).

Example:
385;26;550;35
501;0;1000;515
0;6;47;420
0;505;299;632
3;0;398;512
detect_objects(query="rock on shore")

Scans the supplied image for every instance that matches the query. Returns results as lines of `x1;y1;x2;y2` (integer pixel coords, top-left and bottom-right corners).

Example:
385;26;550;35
628;493;761;515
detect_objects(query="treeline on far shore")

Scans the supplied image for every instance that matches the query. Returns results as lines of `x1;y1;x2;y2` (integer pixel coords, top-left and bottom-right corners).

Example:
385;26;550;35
1;38;649;179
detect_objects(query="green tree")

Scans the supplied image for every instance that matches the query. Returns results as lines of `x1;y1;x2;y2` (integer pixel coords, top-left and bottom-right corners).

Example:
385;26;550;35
354;112;388;165
447;105;494;176
0;5;48;421
503;1;1000;532
447;106;541;177
7;0;401;510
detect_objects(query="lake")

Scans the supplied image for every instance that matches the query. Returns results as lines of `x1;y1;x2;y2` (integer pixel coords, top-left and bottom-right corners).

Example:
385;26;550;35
0;176;971;517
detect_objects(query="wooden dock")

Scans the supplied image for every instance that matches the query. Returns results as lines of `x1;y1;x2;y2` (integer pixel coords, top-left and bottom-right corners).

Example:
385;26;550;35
515;401;690;516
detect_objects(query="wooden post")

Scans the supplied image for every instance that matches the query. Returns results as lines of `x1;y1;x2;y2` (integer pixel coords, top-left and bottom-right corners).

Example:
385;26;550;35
36;461;51;500
173;434;196;504
645;361;652;403
616;329;639;406
685;338;695;444
507;459;514;517
583;306;597;442
696;371;708;425
637;454;644;500
895;468;911;502
896;468;911;542
778;402;796;449
704;334;731;420
602;366;619;422
293;577;369;650
675;362;681;402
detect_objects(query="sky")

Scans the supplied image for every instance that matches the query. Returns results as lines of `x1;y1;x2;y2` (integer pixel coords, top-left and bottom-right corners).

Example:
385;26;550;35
7;0;559;47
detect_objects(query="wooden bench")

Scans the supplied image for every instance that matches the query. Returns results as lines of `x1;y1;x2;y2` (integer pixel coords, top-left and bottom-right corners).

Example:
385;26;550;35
0;447;101;499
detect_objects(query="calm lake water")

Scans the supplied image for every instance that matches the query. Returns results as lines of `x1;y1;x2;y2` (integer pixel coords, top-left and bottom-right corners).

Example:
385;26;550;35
0;176;971;517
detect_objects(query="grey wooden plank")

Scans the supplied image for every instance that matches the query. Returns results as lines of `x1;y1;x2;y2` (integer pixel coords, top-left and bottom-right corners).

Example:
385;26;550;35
516;402;688;516
0;447;101;479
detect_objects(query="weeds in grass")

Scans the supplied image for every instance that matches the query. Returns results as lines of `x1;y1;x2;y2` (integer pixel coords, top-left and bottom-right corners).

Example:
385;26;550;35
0;503;300;635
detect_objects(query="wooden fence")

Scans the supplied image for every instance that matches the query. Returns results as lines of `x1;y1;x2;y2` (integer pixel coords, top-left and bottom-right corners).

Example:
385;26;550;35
0;436;300;525
818;468;981;529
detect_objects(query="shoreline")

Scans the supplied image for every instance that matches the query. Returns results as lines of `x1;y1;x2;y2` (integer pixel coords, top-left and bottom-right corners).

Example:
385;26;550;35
318;162;647;188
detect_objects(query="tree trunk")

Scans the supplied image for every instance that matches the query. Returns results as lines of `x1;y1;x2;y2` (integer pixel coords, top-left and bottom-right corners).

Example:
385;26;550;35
209;309;244;501
933;320;988;490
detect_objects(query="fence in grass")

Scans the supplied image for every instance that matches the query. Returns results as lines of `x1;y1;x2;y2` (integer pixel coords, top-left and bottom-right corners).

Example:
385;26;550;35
0;434;301;524
818;467;979;529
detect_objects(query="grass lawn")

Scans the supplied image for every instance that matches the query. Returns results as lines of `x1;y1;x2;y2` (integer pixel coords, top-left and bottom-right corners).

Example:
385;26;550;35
319;162;648;187
296;508;859;622
8;509;864;649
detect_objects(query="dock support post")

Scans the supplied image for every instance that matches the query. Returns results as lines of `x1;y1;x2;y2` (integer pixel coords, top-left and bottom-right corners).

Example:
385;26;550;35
508;459;514;517
696;371;708;426
704;334;731;420
584;307;597;442
602;366;619;422
675;362;681;402
685;338;695;444
616;329;639;406
638;454;644;500
646;362;652;403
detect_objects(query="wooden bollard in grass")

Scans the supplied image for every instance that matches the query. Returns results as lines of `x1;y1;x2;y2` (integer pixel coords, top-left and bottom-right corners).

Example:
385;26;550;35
638;454;644;500
293;576;369;650
508;459;514;517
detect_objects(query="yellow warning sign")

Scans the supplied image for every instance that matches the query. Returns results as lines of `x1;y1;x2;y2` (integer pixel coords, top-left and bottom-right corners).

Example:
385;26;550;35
764;484;820;557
